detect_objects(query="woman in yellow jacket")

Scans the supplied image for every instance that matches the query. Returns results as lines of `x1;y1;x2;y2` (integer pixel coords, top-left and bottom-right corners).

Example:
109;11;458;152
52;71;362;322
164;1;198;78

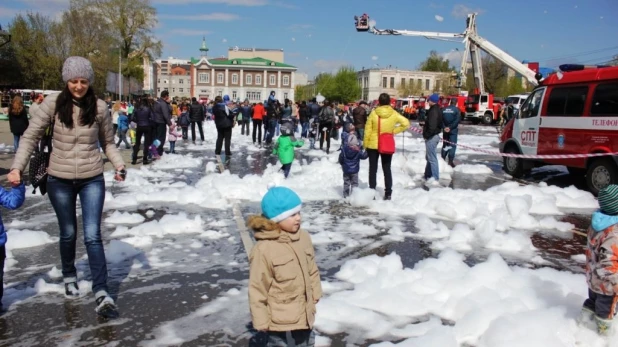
363;93;410;200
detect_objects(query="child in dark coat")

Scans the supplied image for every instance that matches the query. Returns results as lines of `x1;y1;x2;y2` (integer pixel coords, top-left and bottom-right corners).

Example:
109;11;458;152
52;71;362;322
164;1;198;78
339;124;368;198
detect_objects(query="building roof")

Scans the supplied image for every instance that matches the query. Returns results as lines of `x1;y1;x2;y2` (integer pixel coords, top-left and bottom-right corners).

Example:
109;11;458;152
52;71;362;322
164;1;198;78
191;57;296;69
228;47;283;52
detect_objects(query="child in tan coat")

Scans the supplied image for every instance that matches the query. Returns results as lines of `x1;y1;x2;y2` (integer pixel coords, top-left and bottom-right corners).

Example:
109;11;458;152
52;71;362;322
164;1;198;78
248;186;322;346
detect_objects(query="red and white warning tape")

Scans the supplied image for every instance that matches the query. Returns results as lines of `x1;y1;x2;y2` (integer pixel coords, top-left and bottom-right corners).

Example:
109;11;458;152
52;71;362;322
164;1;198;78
408;126;618;159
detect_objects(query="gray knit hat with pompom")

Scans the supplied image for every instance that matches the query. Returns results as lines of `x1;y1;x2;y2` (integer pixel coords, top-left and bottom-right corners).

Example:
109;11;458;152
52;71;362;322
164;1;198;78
62;56;94;84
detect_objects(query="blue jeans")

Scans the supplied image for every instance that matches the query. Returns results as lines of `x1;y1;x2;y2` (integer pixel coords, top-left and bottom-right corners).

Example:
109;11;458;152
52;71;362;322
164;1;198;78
266;120;277;144
169;141;176;153
13;134;20;152
249;329;315;347
301;122;309;138
424;134;440;180
441;132;458;162
47;174;109;296
275;123;280;137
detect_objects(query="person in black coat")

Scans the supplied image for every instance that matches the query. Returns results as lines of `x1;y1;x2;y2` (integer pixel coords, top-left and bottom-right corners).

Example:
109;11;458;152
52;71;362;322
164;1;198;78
188;97;205;144
8;96;29;153
422;94;443;181
213;95;235;164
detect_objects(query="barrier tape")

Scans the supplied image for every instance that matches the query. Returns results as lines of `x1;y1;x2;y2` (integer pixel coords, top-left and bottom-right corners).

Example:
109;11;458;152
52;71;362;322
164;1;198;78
408;126;618;159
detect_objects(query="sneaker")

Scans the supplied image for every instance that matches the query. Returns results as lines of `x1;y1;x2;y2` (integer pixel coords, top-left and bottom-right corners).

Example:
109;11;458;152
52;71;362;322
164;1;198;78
95;295;119;319
65;282;80;297
425;178;442;188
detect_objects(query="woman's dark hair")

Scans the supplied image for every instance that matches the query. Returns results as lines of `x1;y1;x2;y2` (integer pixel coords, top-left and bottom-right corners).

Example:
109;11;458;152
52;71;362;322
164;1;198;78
55;84;97;128
378;93;391;106
301;101;307;107
138;97;151;109
284;98;290;107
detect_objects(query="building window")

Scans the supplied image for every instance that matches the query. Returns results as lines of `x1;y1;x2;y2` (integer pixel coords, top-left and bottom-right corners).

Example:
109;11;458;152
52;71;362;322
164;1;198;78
172;88;175;92
232;91;237;100
409;78;413;86
284;92;288;99
246;91;251;100
390;77;394;89
283;75;290;86
246;74;252;85
364;77;368;88
179;79;184;84
416;79;422;89
217;91;223;97
157;88;160;92
382;77;387;88
179;88;183;93
425;79;430;90
256;75;262;85
269;75;276;85
164;87;168;91
257;91;261;100
199;73;209;83
401;78;406;87
157;79;160;84
232;74;238;84
217;73;224;83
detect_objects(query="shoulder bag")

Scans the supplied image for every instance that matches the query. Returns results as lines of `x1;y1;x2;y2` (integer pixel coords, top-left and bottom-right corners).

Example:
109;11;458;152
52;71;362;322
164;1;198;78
377;117;395;155
29;118;54;195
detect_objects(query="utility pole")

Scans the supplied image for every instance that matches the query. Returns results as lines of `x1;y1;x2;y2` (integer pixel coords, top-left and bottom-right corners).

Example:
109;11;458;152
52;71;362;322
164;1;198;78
118;48;122;101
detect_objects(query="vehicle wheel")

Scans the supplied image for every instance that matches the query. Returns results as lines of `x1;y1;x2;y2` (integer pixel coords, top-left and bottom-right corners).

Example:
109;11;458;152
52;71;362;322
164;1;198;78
482;112;493;125
503;146;524;178
586;158;618;195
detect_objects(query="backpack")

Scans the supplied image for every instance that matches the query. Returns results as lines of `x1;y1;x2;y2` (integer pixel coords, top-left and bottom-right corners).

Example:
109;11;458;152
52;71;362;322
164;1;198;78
178;112;190;127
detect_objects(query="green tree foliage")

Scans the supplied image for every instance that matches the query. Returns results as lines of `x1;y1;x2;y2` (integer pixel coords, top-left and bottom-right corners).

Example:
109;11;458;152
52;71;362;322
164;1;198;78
313;67;361;103
396;81;423;97
2;0;160;95
419;50;452;72
294;85;307;102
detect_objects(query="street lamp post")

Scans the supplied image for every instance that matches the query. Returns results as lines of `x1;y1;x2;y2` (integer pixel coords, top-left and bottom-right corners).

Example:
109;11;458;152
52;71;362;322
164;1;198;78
0;24;11;48
118;48;122;102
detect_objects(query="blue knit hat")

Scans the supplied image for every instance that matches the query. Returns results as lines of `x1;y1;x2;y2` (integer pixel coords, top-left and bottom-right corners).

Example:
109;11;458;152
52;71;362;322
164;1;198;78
598;184;618;215
428;93;440;103
223;95;230;102
261;187;302;222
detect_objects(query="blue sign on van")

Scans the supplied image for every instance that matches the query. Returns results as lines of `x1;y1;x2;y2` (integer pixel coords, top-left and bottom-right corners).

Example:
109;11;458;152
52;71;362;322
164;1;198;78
557;134;565;149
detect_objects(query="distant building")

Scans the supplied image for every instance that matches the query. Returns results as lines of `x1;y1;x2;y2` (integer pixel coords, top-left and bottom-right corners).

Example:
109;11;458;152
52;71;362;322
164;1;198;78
294;72;308;87
153;57;192;99
191;38;297;102
357;68;451;101
228;47;284;64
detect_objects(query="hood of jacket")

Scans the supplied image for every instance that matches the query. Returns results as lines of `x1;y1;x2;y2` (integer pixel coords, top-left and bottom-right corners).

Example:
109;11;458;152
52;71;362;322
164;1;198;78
591;210;618;232
247;215;300;242
374;105;397;119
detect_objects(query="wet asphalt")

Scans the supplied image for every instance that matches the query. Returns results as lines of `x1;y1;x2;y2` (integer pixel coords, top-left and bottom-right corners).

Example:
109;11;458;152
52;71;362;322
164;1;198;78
0;123;590;347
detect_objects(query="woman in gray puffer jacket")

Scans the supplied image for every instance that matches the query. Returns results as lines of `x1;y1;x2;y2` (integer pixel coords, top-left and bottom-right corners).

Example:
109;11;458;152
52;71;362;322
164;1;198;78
7;56;125;318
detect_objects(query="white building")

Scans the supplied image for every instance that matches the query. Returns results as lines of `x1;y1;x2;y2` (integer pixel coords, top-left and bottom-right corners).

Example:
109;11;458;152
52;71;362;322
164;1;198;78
357;68;451;101
153;57;192;99
190;38;297;102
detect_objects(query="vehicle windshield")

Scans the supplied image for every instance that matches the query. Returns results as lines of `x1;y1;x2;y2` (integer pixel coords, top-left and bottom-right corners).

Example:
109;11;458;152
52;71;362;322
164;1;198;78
466;95;480;104
505;97;520;105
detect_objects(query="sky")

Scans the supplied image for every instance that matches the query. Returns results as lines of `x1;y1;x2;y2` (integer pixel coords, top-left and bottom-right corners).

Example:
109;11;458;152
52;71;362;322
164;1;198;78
1;0;617;78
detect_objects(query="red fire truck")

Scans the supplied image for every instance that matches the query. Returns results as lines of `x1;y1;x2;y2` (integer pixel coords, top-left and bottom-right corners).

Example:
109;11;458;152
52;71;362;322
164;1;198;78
499;64;618;195
464;92;503;124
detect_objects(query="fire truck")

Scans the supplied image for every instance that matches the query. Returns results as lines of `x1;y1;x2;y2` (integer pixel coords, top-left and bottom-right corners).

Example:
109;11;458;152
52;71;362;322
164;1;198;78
354;13;542;125
499;64;618;195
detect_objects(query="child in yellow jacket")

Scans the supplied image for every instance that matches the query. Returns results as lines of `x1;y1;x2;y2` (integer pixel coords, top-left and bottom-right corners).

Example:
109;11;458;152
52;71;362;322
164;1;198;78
248;186;322;346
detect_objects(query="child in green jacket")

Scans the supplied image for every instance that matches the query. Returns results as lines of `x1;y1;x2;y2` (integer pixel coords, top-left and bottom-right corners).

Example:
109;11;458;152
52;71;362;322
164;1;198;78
273;127;304;178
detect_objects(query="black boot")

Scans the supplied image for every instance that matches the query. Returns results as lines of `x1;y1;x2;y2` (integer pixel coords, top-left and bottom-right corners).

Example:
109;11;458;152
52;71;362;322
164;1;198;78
384;191;392;200
448;160;455;168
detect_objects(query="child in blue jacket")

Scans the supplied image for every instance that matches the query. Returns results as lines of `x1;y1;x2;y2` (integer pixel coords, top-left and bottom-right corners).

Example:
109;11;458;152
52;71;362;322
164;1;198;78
339;124;368;198
0;182;25;311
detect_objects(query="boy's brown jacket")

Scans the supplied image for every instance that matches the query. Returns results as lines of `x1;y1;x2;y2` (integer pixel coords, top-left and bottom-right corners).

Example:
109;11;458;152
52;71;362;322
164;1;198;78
247;215;322;332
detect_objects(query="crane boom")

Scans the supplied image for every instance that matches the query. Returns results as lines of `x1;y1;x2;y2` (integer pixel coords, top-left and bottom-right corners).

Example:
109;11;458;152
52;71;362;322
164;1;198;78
359;13;542;94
